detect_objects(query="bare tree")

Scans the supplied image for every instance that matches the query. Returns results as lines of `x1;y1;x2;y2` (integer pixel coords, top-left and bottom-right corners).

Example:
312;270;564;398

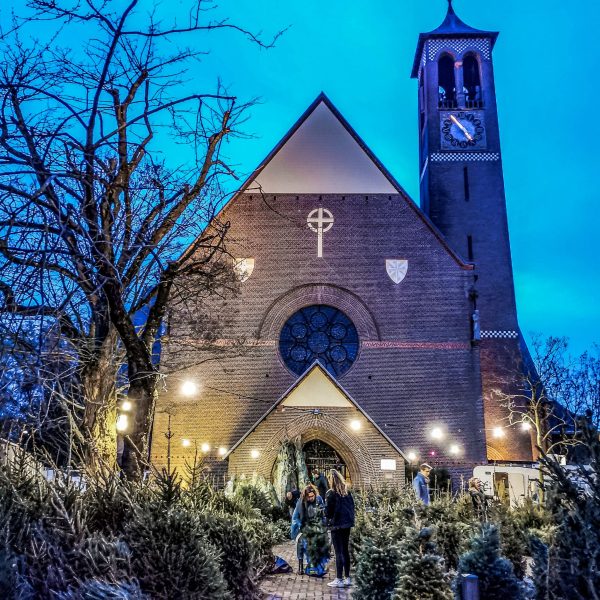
497;335;599;457
0;0;283;475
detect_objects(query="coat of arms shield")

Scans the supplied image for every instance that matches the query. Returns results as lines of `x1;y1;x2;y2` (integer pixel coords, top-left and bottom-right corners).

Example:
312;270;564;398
233;258;255;282
385;259;408;284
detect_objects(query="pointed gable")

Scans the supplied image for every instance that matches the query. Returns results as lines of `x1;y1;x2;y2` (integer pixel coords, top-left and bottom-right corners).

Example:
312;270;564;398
245;95;398;194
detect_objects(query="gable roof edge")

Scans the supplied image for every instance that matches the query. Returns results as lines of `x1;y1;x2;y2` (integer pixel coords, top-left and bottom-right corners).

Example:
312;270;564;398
223;362;408;461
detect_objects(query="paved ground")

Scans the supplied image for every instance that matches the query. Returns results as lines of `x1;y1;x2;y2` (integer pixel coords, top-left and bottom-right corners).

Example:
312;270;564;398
260;541;353;600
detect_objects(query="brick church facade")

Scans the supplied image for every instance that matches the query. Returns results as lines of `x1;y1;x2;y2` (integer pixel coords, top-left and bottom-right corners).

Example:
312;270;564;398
150;3;535;488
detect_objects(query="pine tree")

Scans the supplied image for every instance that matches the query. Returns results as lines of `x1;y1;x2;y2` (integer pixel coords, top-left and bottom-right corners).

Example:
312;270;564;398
303;518;330;567
455;524;524;600
529;535;549;600
393;527;452;600
353;528;399;600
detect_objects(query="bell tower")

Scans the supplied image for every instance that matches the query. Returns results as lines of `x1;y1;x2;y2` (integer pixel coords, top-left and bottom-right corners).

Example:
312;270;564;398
412;1;533;462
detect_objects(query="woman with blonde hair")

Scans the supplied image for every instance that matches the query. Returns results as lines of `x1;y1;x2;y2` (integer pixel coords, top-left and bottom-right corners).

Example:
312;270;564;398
325;469;355;588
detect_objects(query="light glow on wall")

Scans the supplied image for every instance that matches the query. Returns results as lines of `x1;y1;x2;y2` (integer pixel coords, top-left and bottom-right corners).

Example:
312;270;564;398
493;426;505;438
116;414;128;432
180;380;198;397
430;427;444;440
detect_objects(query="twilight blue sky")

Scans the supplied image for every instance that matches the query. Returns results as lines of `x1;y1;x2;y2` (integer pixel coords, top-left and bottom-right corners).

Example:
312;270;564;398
3;0;599;354
191;0;599;355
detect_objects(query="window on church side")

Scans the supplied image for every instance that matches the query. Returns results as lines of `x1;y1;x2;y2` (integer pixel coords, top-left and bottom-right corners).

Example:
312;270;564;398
463;166;470;201
438;54;456;109
279;305;359;377
463;54;483;109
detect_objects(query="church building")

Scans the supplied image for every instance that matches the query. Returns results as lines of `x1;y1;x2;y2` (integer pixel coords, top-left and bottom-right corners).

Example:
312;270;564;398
150;3;535;489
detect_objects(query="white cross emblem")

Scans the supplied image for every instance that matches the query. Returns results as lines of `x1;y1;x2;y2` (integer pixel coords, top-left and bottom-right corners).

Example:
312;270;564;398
307;207;334;258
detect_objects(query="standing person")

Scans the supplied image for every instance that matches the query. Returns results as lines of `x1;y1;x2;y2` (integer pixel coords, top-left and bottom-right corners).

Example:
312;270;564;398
313;469;328;500
413;463;432;505
325;469;355;588
285;488;300;519
291;484;329;575
468;477;488;522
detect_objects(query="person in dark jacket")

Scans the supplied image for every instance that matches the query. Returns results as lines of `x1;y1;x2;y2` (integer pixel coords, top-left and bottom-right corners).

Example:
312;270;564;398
468;477;488;522
325;469;355;588
413;463;432;505
312;470;328;499
285;489;301;519
291;484;328;575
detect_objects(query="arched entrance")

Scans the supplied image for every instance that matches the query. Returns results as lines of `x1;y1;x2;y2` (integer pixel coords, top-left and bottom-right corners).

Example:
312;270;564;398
303;439;351;484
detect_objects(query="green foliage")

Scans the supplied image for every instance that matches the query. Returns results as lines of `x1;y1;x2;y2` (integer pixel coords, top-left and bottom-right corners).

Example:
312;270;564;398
303;517;329;566
529;535;549;600
455;524;525;600
0;456;285;600
393;527;452;600
125;503;227;600
198;511;260;599
353;528;399;600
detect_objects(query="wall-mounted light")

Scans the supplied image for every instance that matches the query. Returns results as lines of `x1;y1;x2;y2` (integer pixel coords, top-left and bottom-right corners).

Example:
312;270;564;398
430;427;444;440
116;414;128;432
181;380;198;397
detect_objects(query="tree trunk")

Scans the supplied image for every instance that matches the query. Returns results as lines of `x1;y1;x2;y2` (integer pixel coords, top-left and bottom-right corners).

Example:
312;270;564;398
120;363;159;478
81;333;120;468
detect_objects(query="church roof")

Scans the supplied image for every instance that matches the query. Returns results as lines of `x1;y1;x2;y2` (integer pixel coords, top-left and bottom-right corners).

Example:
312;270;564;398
411;2;498;78
243;93;403;194
223;362;406;460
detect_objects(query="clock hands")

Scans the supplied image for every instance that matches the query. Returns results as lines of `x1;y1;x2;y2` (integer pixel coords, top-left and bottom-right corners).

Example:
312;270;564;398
450;114;473;142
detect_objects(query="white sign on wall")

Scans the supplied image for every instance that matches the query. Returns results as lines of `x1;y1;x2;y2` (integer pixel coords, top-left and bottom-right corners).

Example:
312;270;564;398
380;459;397;471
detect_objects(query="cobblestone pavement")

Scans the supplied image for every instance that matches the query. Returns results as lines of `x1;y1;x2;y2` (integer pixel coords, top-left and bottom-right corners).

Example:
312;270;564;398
260;541;353;600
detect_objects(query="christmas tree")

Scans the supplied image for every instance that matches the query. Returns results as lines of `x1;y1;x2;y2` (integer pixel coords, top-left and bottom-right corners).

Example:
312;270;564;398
353;528;399;600
393;527;452;600
455;524;524;600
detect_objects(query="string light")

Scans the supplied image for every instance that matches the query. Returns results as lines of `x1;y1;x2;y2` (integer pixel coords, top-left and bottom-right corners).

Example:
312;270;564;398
521;421;532;431
350;419;361;431
449;444;461;455
182;439;191;447
218;447;227;456
407;451;418;462
121;400;132;411
200;443;210;453
250;449;260;459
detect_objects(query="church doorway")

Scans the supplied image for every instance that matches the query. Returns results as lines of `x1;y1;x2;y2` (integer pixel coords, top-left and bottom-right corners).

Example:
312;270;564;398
303;439;350;485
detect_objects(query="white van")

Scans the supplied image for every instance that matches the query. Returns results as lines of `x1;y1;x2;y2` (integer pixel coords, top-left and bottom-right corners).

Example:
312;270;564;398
472;465;542;507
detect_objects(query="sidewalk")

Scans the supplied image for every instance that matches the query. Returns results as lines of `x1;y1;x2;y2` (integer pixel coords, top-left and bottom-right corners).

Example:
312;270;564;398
260;541;353;600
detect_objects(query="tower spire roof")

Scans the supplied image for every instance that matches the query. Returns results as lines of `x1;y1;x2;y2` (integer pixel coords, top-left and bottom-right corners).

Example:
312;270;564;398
411;2;498;78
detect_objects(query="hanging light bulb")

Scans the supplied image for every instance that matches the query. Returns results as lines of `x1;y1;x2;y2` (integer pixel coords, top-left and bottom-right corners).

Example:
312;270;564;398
493;426;505;438
180;380;198;397
200;443;210;453
430;427;444;440
182;439;191;447
121;400;132;412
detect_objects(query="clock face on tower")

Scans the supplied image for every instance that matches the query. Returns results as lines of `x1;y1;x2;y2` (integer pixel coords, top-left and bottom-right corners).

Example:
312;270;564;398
440;111;486;150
